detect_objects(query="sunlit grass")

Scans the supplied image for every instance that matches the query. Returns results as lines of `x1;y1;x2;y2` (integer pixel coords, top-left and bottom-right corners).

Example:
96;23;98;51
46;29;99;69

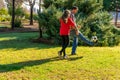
0;32;120;80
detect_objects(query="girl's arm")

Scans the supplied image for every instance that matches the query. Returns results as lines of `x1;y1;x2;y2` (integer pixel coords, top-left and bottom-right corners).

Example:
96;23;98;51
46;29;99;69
69;18;79;35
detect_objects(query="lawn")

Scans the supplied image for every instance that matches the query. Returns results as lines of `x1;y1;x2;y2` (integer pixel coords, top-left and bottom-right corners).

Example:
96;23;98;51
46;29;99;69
0;32;120;80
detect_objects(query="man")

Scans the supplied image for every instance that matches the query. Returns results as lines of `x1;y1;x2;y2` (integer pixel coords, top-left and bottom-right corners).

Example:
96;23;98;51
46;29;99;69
70;6;96;55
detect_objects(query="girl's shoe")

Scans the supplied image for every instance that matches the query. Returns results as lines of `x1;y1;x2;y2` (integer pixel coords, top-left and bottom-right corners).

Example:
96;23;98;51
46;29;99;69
58;51;62;59
63;55;68;59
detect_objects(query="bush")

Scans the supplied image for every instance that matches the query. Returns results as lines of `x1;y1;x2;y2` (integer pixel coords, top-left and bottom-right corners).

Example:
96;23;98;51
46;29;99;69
37;0;120;46
36;5;62;44
8;6;25;27
0;15;11;22
24;13;30;20
24;13;38;22
0;8;11;22
0;8;8;15
33;14;38;20
69;0;120;46
14;19;23;28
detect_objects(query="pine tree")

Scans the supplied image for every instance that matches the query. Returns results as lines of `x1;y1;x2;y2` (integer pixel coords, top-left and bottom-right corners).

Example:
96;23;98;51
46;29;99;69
64;0;120;46
103;0;120;26
37;0;120;46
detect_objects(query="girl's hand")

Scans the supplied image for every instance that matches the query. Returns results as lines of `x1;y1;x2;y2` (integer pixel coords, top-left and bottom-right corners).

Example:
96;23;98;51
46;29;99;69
70;26;74;30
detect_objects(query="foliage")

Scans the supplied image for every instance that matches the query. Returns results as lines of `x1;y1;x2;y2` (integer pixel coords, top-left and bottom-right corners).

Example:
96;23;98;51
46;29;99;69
14;19;23;28
67;0;120;46
8;6;25;17
0;8;11;22
24;13;38;20
14;7;24;27
24;13;30;20
8;6;25;27
44;0;67;9
0;8;8;15
103;0;120;11
71;0;120;46
36;5;62;44
37;0;120;46
24;0;37;25
5;0;24;8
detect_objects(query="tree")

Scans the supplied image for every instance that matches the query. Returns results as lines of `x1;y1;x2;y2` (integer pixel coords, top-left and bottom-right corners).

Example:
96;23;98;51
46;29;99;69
74;0;120;46
36;5;62;39
36;0;120;46
5;0;23;8
103;0;120;26
11;0;15;29
38;0;43;38
36;0;64;43
25;0;36;25
5;0;24;29
114;0;120;26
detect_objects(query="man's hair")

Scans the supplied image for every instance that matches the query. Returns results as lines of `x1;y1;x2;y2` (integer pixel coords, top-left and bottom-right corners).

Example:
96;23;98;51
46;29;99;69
72;6;78;10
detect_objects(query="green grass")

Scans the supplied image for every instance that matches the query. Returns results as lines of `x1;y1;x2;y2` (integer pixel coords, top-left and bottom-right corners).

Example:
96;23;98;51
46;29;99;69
0;32;120;80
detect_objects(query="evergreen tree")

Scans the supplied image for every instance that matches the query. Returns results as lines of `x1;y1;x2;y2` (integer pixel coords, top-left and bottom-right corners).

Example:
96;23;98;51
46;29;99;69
37;0;120;46
103;0;120;26
64;0;120;46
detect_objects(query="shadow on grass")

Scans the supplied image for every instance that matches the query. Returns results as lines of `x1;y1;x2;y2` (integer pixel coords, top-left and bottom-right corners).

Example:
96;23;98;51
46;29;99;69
0;56;83;73
0;33;57;50
68;56;83;61
0;39;57;50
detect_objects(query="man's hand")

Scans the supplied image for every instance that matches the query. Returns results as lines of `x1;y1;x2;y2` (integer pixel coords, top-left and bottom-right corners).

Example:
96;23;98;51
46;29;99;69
76;30;79;35
77;25;81;29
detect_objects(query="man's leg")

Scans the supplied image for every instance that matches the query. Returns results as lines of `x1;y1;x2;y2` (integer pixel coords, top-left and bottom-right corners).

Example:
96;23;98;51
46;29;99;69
79;32;94;46
71;36;78;55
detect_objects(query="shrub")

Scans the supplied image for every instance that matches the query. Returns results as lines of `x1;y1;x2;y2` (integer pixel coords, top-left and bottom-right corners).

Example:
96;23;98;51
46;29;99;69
0;8;8;15
37;0;120;46
69;0;120;46
14;19;23;28
8;6;25;27
36;5;62;44
0;8;11;22
24;13;30;20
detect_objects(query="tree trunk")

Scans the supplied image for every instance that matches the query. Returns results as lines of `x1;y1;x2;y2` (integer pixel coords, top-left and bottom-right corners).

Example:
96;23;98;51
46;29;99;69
30;6;33;25
115;11;118;26
11;0;15;29
39;27;42;38
39;0;42;12
39;0;42;38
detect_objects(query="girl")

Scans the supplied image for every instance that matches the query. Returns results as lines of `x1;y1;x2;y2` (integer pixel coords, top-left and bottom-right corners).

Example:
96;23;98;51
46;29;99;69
58;10;76;59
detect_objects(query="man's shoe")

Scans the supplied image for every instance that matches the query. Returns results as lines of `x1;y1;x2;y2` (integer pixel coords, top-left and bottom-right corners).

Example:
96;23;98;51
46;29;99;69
71;53;77;55
93;40;98;46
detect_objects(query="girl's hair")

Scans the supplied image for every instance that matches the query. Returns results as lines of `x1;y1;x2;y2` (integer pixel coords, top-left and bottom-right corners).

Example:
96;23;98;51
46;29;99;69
61;10;71;23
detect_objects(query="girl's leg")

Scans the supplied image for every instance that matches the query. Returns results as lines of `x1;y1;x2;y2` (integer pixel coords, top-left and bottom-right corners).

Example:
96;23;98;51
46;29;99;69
59;35;69;59
59;36;66;55
63;36;69;57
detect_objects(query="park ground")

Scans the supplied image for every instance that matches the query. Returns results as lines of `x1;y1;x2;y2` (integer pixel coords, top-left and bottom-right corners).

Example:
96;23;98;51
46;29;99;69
0;32;120;80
